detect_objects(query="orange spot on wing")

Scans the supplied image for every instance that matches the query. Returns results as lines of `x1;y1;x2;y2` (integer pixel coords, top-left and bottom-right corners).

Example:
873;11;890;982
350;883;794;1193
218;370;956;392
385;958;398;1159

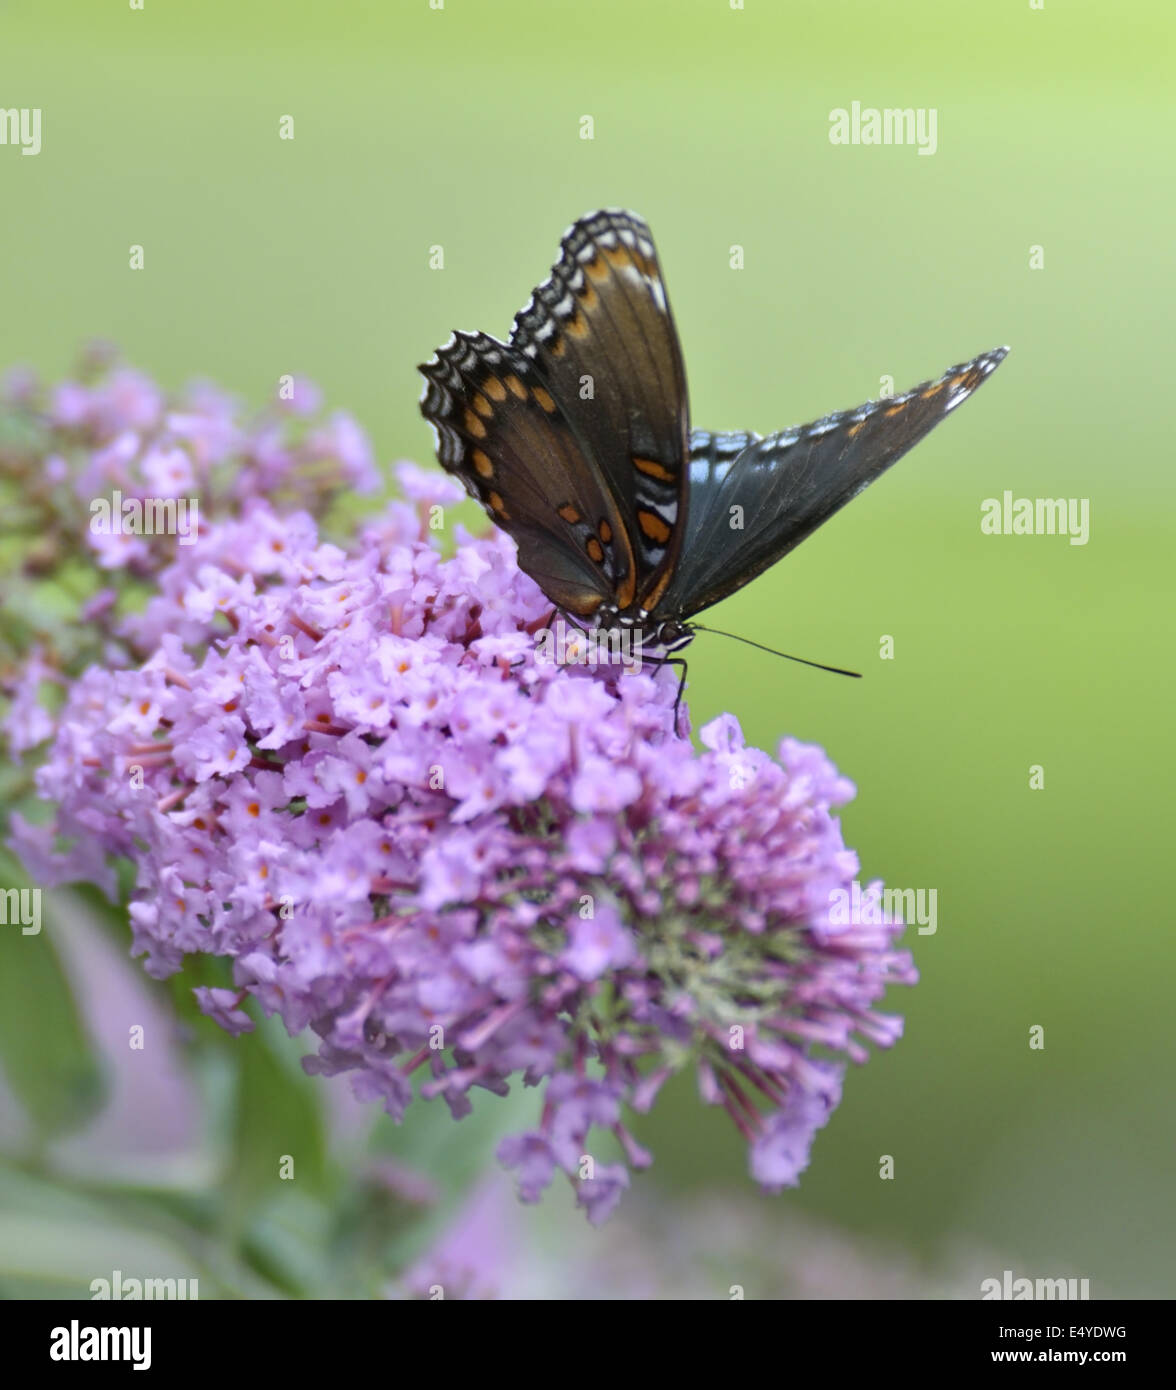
488;491;509;519
558;504;581;524
586;537;604;563
922;379;946;398
471;393;493;419
847;422;865;438
464;409;488;438
504;375;527;399
598;520;612;543
482;376;507;402
533;386;557;413
639;569;672;612
633;456;675;483
472;448;493;478
638;510;671;544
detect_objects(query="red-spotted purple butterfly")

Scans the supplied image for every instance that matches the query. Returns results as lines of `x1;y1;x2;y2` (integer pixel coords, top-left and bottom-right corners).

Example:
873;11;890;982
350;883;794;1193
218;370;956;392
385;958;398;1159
419;209;1007;659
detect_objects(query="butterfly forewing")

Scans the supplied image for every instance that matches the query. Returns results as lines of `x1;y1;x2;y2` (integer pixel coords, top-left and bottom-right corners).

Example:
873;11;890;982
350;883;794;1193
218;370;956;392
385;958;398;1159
509;209;691;611
662;347;1009;618
419;330;637;617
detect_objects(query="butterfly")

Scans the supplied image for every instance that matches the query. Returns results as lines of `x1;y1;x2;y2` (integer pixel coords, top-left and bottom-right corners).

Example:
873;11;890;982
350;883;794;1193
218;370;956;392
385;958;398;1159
419;208;1007;665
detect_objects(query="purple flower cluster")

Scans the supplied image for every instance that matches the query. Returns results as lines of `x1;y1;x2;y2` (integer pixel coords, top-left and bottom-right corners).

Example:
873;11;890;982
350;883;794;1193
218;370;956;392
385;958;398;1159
0;344;378;581
5;361;916;1223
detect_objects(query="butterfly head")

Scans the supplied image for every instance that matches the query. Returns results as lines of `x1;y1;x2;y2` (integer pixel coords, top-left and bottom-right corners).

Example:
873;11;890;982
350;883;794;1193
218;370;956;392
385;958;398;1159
595;602;695;656
644;617;694;654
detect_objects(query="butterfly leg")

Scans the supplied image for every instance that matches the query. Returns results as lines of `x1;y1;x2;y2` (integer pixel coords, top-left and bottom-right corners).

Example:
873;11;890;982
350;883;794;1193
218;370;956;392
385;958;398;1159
668;659;689;737
636;651;690;736
510;606;561;670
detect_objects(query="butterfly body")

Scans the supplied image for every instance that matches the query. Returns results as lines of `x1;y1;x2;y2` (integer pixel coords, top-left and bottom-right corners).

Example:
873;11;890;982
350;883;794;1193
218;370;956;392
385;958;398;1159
420;210;1006;659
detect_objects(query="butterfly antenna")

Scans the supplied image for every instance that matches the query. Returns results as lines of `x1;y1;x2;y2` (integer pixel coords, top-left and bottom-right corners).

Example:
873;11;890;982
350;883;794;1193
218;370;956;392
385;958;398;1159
690;625;861;678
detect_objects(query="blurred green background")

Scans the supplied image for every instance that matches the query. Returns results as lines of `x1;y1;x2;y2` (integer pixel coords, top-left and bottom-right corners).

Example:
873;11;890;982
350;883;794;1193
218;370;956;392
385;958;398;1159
1;0;1172;1296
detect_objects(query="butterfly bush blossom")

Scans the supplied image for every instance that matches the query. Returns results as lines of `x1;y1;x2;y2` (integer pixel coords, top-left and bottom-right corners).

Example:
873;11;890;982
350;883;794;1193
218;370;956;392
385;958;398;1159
3;356;916;1223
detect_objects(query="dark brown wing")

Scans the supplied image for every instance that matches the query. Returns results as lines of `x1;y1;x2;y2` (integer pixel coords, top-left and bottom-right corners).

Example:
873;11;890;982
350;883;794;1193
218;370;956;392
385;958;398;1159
510;210;691;613
419;331;637;618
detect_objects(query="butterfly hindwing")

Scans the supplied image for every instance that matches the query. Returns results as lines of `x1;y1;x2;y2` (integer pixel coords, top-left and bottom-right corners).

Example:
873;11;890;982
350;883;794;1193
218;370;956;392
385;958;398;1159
510;209;691;611
662;347;1009;618
419;331;637;618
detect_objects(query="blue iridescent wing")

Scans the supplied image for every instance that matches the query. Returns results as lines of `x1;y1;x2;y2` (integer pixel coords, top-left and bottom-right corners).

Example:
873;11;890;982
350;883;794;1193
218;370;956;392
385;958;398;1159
663;348;1008;619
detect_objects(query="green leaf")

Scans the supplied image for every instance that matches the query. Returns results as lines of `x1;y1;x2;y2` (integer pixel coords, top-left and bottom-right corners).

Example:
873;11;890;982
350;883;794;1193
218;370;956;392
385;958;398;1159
0;1164;283;1299
0;884;104;1142
366;1082;539;1271
221;1015;330;1244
